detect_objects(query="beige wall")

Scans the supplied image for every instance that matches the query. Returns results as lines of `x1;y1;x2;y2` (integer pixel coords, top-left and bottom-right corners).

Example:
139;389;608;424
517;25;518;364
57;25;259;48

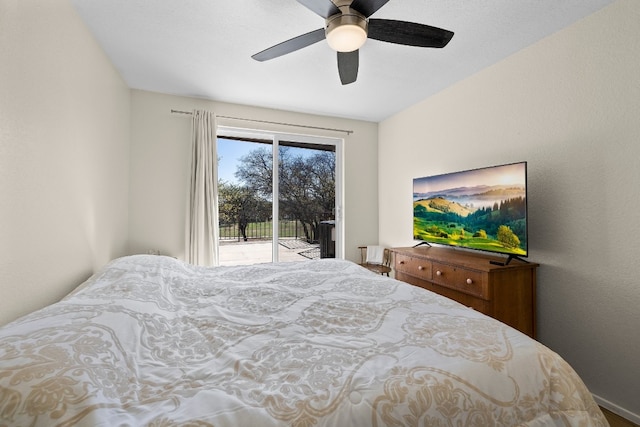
0;0;130;326
379;0;640;421
129;89;378;264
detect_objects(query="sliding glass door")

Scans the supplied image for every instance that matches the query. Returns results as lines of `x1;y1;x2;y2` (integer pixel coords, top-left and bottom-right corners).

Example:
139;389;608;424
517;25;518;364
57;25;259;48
217;137;273;264
276;141;336;262
217;128;342;265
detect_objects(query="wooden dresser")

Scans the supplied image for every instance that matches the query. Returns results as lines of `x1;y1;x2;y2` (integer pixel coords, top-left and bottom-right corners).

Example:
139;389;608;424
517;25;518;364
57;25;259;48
391;246;538;338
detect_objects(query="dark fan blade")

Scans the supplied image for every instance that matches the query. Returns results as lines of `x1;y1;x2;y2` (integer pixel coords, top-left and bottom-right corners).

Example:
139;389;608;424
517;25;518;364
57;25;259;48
252;28;326;61
337;50;358;85
349;0;390;17
368;19;454;48
297;0;339;18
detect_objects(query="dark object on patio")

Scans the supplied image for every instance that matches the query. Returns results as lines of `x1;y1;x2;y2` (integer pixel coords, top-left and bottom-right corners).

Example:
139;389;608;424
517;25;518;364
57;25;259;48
319;221;336;258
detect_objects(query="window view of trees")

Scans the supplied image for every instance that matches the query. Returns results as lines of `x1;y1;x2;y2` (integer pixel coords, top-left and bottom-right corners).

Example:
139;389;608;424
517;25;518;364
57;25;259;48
218;143;335;243
218;182;271;241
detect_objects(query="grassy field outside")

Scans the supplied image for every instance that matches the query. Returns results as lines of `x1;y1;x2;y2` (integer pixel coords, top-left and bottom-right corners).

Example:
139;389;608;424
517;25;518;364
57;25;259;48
220;220;308;241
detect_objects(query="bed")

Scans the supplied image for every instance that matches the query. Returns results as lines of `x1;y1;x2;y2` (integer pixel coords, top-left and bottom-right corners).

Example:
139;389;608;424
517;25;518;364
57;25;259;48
0;255;607;426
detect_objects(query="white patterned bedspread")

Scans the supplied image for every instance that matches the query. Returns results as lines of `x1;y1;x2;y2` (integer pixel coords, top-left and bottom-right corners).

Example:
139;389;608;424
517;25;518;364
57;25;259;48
0;255;607;426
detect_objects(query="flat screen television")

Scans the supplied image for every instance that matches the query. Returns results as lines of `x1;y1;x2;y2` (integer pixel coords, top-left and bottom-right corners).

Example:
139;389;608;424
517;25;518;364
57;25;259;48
413;161;528;263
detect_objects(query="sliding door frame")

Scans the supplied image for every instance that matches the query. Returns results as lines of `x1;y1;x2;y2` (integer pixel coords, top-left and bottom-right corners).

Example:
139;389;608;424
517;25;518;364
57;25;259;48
217;125;344;261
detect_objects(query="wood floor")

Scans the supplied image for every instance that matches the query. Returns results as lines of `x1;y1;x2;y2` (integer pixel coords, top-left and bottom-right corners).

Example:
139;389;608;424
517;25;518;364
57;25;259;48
602;407;639;427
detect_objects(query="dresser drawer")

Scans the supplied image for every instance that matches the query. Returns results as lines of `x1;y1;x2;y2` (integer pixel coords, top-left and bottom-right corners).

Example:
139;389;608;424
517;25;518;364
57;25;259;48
395;253;432;281
431;262;487;299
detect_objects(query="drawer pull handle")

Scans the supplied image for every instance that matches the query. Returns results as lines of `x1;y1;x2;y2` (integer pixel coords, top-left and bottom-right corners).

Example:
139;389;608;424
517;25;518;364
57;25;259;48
399;261;405;265
418;265;424;270
466;278;473;285
436;270;442;276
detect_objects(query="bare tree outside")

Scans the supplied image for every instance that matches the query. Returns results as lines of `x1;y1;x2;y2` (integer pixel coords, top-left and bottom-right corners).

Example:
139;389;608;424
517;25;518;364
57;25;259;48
218;181;271;241
225;145;335;243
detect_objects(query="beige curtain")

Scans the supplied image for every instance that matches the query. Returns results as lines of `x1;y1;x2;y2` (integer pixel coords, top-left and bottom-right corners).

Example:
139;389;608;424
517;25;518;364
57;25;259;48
185;110;219;266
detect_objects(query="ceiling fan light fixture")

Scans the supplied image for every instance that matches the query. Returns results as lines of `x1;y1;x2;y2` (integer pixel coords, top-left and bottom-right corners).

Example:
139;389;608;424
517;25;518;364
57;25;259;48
326;12;368;52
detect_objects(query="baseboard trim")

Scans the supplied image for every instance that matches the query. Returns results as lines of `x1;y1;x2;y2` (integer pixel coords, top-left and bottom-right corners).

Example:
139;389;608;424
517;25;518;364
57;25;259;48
594;394;640;425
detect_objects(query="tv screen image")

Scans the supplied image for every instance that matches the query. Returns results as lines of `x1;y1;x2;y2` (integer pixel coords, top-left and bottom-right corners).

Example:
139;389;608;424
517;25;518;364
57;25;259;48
413;162;528;258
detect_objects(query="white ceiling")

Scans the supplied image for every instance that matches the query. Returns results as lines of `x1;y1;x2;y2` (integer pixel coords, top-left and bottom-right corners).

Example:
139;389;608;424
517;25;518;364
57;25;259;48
71;0;616;122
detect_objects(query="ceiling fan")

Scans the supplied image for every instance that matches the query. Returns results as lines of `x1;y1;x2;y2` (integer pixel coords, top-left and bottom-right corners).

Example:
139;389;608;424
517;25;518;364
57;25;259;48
251;0;454;85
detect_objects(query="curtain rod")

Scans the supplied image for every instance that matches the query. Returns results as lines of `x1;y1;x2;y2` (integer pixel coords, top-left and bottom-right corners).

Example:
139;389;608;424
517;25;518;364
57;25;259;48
170;109;353;135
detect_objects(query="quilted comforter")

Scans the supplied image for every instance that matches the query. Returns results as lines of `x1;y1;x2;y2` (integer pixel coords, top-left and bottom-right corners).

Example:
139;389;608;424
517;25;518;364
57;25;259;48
0;255;607;426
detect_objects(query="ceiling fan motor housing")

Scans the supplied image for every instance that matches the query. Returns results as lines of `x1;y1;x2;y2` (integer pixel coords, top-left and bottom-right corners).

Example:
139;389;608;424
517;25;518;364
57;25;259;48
325;9;368;52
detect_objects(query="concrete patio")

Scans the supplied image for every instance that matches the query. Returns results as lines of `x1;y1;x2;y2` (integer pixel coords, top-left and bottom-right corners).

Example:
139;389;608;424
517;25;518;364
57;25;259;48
219;239;320;266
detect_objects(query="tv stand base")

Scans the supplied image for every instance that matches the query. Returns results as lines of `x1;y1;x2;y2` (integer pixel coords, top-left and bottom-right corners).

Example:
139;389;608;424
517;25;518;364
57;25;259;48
489;254;529;266
413;241;432;248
